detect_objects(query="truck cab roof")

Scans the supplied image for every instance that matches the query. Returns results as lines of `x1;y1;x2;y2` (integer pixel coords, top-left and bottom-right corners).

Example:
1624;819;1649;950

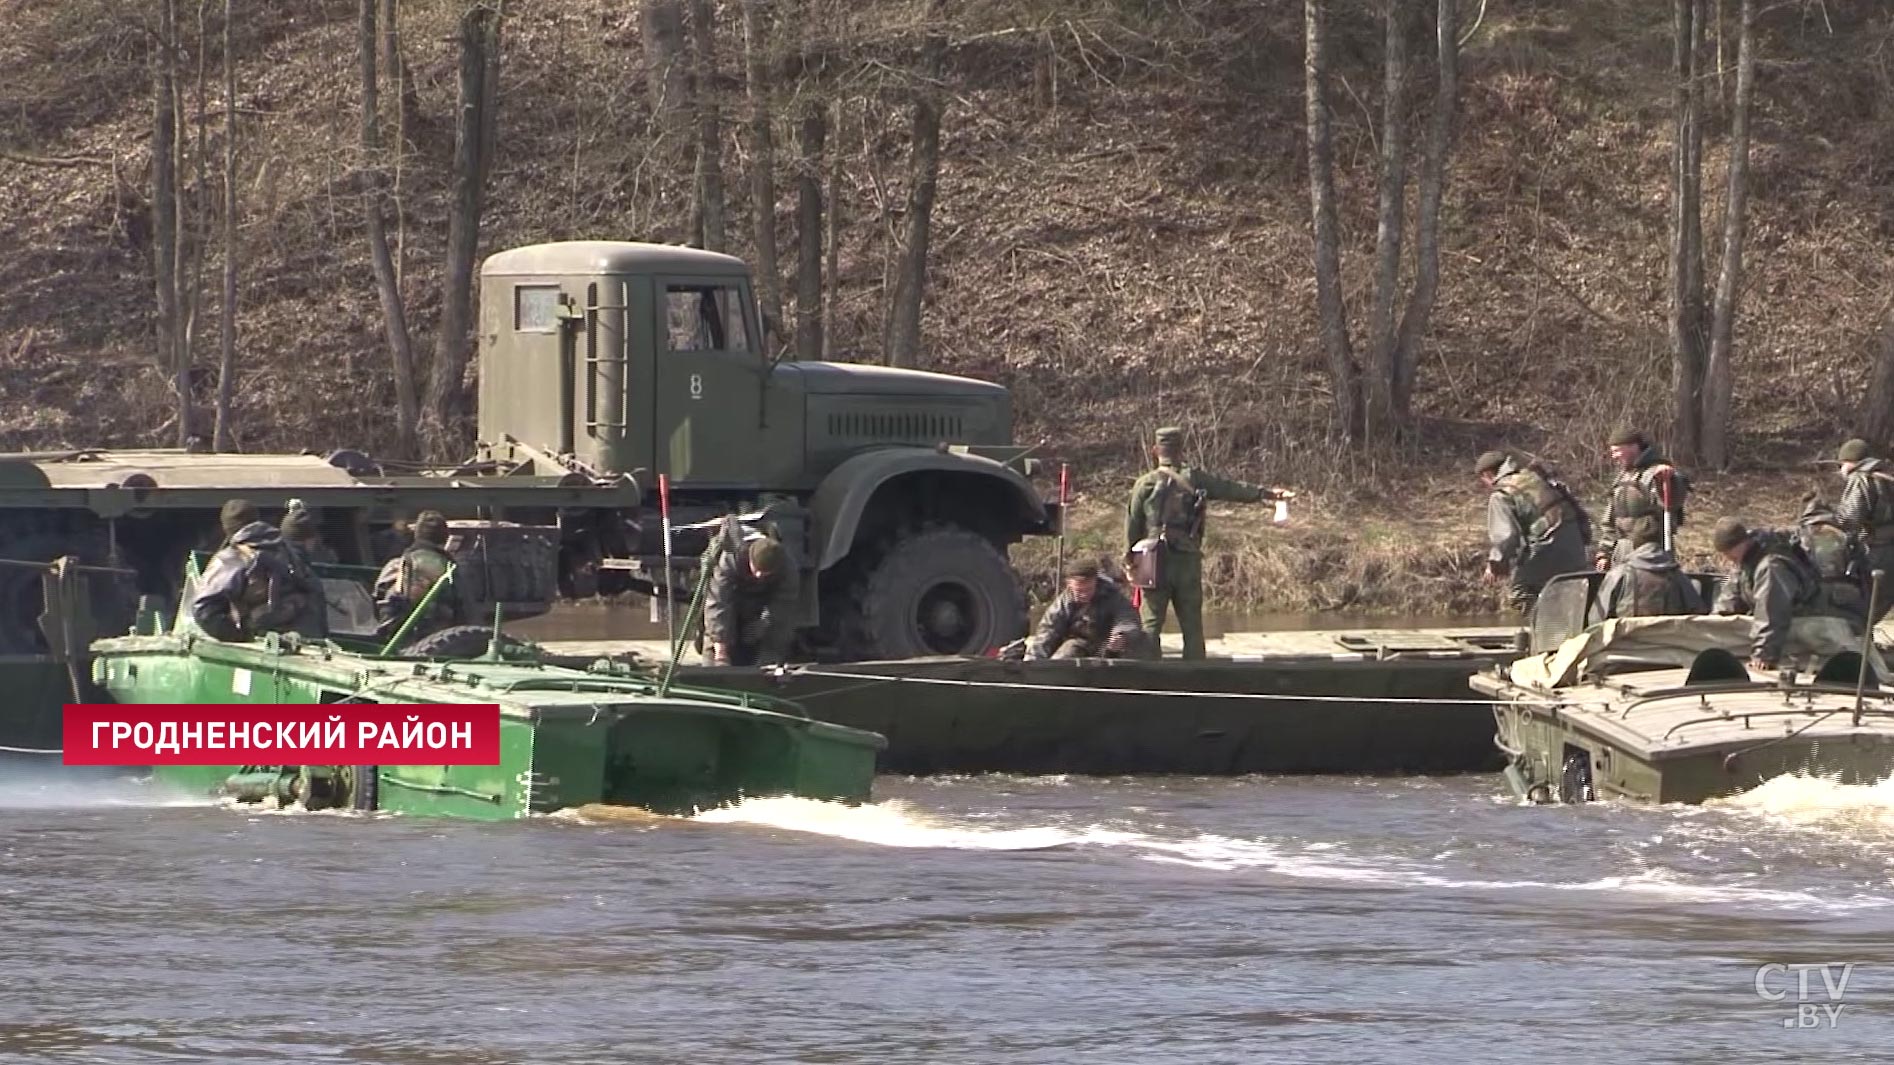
481;240;748;277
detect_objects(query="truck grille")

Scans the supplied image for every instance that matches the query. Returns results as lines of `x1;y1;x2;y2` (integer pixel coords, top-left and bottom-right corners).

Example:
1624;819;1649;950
827;412;965;442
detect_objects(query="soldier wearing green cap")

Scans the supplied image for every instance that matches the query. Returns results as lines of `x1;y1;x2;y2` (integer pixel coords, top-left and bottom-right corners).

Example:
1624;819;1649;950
372;509;470;641
1834;438;1894;623
1125;425;1291;660
1595;427;1689;568
1476;448;1591;613
190;497;328;642
702;515;803;667
1709;516;1862;671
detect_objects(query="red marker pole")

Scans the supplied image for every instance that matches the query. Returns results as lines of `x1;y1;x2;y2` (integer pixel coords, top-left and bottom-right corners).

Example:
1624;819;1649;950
1055;462;1070;584
659;474;675;655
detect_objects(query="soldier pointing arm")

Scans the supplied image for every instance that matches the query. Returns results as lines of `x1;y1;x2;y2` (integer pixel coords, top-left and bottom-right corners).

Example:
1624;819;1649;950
1125;425;1293;661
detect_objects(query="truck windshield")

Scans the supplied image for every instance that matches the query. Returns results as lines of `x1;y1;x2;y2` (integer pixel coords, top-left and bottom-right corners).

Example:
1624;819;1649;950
663;284;751;354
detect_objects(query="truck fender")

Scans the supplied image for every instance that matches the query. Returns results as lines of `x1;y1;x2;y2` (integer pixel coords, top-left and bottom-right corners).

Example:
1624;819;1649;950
808;449;1048;570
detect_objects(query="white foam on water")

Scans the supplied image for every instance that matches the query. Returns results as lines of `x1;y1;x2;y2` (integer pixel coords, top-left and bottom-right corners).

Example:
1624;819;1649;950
1710;770;1894;838
689;795;1096;851
0;770;212;809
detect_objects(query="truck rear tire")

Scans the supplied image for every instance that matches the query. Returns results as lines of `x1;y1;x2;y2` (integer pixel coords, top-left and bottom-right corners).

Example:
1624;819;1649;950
853;526;1027;660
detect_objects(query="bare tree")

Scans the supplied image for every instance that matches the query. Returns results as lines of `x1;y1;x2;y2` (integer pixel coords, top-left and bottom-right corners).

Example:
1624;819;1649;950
1698;0;1755;470
740;0;785;343
1391;0;1458;421
1304;0;1359;440
152;0;186;446
428;1;503;451
1867;297;1894;449
687;0;728;252
794;97;826;361
213;0;238;452
359;0;420;457
1669;0;1708;464
884;0;947;369
644;0;694;236
1364;1;1410;440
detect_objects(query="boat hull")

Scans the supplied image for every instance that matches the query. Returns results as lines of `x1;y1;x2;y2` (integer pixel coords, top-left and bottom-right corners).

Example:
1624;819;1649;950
90;637;882;820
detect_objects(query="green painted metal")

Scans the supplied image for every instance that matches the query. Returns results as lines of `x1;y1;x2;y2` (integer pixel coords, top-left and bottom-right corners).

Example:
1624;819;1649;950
87;630;884;820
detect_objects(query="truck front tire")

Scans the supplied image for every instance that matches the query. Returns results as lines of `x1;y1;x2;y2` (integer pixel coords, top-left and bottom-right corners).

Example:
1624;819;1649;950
853;526;1027;659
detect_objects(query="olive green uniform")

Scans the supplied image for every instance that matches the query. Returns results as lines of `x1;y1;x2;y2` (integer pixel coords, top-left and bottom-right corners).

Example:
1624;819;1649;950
1126;460;1269;661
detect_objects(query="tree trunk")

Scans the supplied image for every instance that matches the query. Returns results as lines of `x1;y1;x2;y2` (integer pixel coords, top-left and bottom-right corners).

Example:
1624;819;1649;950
178;0;214;438
687;0;728;253
1365;0;1409;443
740;0;785;348
822;97;841;360
1698;0;1755;471
213;0;238;452
153;0;185;446
644;0;693;235
1867;298;1894;449
359;0;420;458
1391;0;1459;424
884;0;946;369
427;2;501;453
1304;0;1358;440
380;0;423;143
794;99;826;361
1669;0;1708;465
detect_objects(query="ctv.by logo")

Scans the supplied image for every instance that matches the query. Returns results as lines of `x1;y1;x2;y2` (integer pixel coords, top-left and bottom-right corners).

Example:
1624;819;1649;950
1753;963;1857;1028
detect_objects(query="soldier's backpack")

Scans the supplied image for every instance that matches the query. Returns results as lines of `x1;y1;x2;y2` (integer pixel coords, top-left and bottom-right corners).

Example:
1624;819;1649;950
1796;509;1869;588
1149;467;1208;547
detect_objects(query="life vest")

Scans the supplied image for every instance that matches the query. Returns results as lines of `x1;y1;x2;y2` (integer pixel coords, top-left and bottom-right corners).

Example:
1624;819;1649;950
1624;566;1685;616
1750;532;1826;609
231;542;314;634
1496;466;1576;543
1796;514;1866;585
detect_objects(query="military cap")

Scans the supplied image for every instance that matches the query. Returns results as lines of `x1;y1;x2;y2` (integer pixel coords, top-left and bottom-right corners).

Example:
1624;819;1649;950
1607;426;1646;448
220;498;259;536
413;510;450;546
1711;517;1750;552
1838;438;1873;464
748;536;786;577
1063;558;1100;580
1473;450;1508;476
280;506;319;540
1154;426;1184;447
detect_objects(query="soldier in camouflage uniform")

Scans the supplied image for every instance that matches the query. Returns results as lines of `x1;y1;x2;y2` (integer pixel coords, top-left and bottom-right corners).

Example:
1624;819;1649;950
1592;506;1705;622
372;510;469;641
281;502;338;565
1834;438;1894;624
1594;427;1689;569
191;498;328;642
1027;559;1156;661
1125;426;1289;661
1796;494;1870;621
1710;517;1862;671
702;516;802;667
1477;449;1590;613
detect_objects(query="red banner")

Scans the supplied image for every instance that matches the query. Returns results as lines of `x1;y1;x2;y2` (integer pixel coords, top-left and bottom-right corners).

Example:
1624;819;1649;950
61;704;502;766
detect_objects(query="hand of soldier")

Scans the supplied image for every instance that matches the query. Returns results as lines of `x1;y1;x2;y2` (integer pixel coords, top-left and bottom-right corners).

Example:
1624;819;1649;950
1747;657;1773;673
1593;555;1609;573
708;642;727;666
1269;488;1297;501
1104;630;1127;652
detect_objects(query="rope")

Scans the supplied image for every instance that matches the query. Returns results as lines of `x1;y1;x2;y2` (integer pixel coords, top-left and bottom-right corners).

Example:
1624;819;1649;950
779;665;1580;707
0;744;63;755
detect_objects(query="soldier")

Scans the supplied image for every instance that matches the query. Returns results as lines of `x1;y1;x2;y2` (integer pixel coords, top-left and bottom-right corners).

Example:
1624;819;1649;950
701;516;802;667
1710;517;1861;672
1125;425;1291;660
1796;494;1870;621
1027;559;1156;661
281;502;338;565
1476;449;1590;614
1835;437;1894;624
372;510;469;641
191;498;328;642
1594;427;1689;569
1592;507;1706;622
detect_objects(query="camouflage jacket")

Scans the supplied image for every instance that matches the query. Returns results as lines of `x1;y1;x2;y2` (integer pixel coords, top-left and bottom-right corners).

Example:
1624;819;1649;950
373;543;468;630
1594;543;1706;621
1838;458;1894;547
1596;448;1688;562
1126;462;1268;554
191;521;328;641
1486;456;1591;582
702;520;802;664
1028;578;1142;660
1711;533;1851;666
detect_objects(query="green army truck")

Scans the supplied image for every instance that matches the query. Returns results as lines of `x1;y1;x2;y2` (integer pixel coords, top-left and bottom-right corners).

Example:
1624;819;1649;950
476;240;1058;660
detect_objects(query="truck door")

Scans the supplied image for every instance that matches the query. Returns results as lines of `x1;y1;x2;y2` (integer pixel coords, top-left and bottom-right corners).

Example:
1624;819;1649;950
649;276;765;489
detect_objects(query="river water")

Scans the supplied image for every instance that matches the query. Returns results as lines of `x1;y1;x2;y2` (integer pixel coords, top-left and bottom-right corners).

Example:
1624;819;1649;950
3;768;1892;1062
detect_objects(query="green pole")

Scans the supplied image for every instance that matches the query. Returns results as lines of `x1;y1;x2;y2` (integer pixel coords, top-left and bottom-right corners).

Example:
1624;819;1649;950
661;540;722;698
378;562;457;656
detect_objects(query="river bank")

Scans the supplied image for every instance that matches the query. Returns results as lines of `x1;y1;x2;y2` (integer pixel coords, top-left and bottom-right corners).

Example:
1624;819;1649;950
1010;466;1836;616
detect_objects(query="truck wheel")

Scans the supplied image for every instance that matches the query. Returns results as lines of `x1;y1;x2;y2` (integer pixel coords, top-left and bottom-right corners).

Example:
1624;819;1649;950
400;624;543;661
854;526;1027;659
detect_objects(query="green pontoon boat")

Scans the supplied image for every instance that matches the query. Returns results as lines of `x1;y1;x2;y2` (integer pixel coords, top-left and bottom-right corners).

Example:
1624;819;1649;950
83;559;885;820
1473;572;1894;806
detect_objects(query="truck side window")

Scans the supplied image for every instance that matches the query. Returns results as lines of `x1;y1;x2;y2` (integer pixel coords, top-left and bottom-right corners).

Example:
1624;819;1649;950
515;285;560;332
664;285;751;354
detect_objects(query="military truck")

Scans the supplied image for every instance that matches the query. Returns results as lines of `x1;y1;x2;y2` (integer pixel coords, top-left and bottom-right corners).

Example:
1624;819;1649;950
474;240;1058;660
